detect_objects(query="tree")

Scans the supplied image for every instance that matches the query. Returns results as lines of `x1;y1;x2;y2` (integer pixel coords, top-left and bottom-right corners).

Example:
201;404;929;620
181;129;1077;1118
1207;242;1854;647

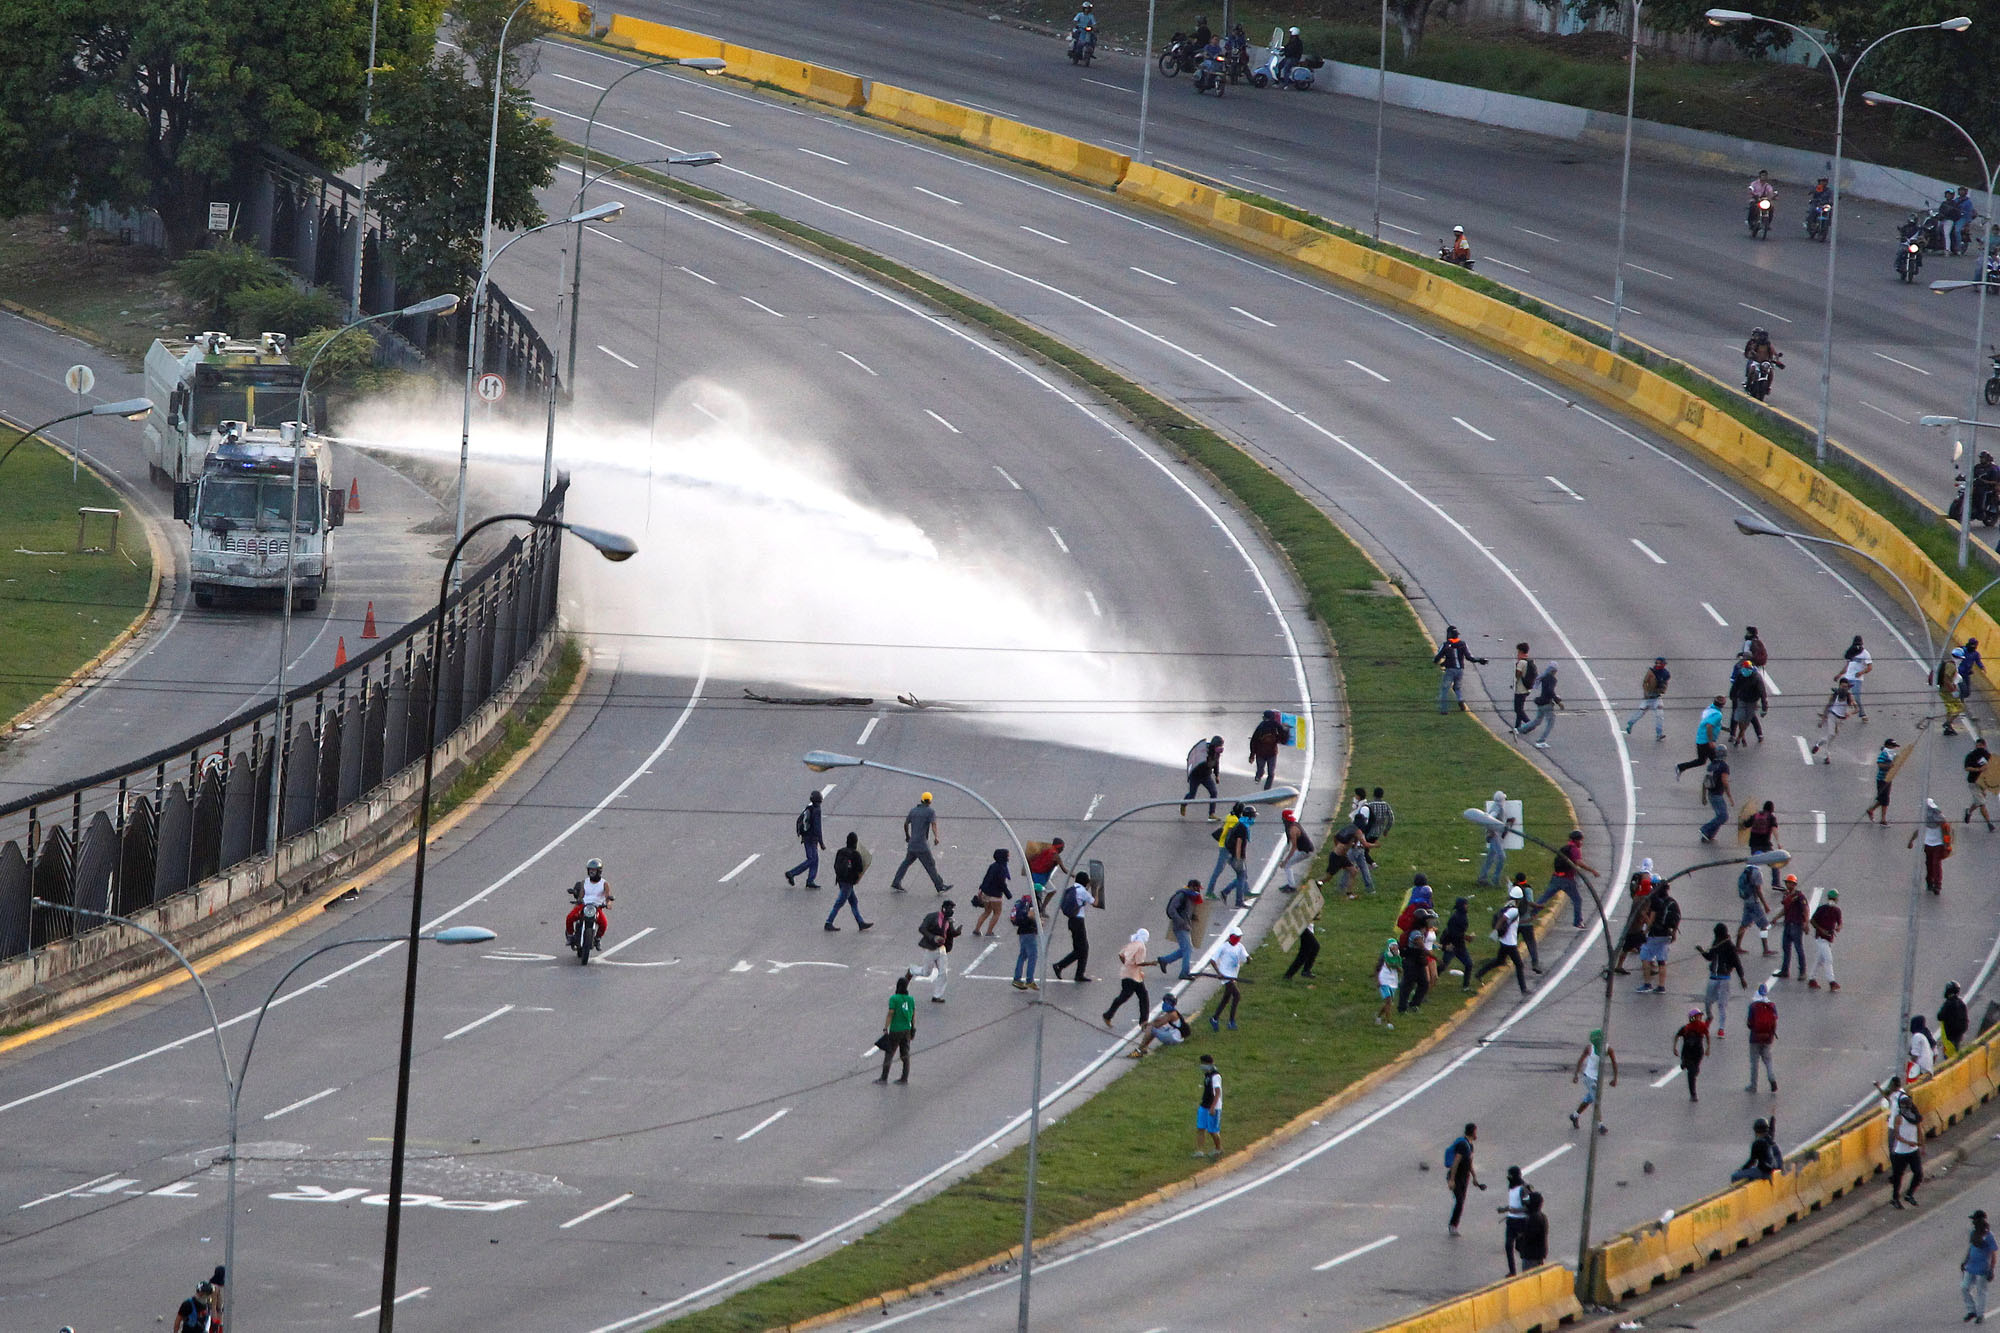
1539;0;1820;55
366;0;559;298
1389;0;1457;59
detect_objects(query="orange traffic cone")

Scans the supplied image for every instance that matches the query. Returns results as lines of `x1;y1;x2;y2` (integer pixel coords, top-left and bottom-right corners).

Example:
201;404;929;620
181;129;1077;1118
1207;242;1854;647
347;477;362;513
334;636;347;668
361;600;379;639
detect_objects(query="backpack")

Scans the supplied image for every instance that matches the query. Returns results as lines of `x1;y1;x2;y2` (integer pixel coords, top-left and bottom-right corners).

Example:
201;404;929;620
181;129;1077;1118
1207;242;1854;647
794;805;813;838
1445;1135;1470;1171
1186;738;1214;772
1294;828;1315;854
1011;895;1035;928
1747;999;1777;1040
1737;866;1760;901
1060;883;1087;919
1748;636;1769;668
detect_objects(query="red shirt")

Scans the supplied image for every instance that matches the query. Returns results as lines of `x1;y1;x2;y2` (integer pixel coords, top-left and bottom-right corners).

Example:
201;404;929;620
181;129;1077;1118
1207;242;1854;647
1027;847;1063;877
1811;902;1842;940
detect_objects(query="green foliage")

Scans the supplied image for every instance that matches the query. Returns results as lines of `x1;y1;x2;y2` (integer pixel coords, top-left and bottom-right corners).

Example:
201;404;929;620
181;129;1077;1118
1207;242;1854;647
224;281;344;340
289;324;378;393
171;241;289;324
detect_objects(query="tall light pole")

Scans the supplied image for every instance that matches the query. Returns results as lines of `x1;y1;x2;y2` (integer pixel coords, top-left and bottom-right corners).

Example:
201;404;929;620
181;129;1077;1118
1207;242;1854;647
266;294;459;855
1704;11;1972;464
801;749;1292;1332
1369;0;1388;240
1136;0;1158;163
0;399;153;479
348;0;384;322
30;898;494;1331
1607;0;1644;354
455;202;623;553
377;512;635;1331
1859;89;1996;570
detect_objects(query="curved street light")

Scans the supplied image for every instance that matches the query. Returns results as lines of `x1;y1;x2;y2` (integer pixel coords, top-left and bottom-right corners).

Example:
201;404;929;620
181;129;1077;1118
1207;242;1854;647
0;399;153;478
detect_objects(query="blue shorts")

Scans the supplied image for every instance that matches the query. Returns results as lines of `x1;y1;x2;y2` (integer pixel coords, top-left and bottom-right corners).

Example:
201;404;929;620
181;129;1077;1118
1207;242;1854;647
1196;1106;1221;1134
1640;938;1669;964
1379;984;1396;1001
1739;899;1769;929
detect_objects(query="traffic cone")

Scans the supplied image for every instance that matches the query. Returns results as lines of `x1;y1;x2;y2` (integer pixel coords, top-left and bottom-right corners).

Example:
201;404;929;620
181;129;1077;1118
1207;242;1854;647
347;477;362;513
361;600;379;639
334;636;347;668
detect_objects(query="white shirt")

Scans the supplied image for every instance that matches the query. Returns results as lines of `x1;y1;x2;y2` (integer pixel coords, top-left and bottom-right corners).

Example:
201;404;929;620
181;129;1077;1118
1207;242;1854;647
1377;956;1400;988
1890;1102;1923;1154
1506;1184;1529;1218
1582;1045;1601;1082
1214;941;1249;979
1843;649;1872;683
1921;822;1947;848
1498;904;1521;947
1910;1031;1937;1076
578;874;609;907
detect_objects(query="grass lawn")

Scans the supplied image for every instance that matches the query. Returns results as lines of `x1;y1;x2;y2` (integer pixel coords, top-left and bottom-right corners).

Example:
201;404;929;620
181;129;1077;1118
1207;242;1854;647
0;217;178;361
0;432;155;726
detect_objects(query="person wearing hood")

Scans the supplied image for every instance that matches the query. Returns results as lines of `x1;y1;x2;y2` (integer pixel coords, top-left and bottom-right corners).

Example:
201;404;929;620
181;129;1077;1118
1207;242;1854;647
1434;625;1489;713
1181;735;1225;819
1398;904;1434;1013
1103;928;1151;1028
826;831;874;933
970;848;1011;936
1569;1028;1617;1131
1249;709;1292;789
1730;1114;1783;1182
1376;935;1404;1027
1474;889;1530;996
1746;981;1778;1092
1941;981;1971;1059
1910;798;1954;896
1439;896;1475;990
1911;1014;1940;1081
1477;790;1513;886
1396;876;1435;934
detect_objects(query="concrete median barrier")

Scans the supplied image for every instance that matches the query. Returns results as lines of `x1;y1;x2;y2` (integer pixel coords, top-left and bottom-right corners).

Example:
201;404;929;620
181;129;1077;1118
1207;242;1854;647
1360;1262;1580;1333
538;0;592;34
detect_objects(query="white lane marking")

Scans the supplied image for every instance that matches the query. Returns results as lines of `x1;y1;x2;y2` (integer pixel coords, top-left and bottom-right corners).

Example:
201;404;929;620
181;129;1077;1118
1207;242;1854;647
1237;145;1286;161
1761;669;1780;695
442;1004;514;1042
1346;359;1389;383
914;185;962;206
1048;527;1070;554
1084;793;1104;820
584;224;624;245
21;1173;118;1209
803;1175;841;1184
596;344;639;368
678;109;731;127
1380;221;1421;236
1517;226;1561;242
1652;1065;1687;1088
1738;301;1790;323
1860;400;1910;424
719;854;760;883
1814;810;1826;843
961;940;1001;978
1630;538;1667;564
737;1107;791;1141
798;147;849;165
993;465;1022;489
1231;176;1286;194
1484;256;1531;274
837;350;877;376
561;1193;635;1229
354;1287;430;1319
1873;351;1931;375
925;409;960;434
820;783;836;798
1452;416;1495;441
1388;186;1425;201
1084;590;1101;617
1625;261;1675;280
1131;266;1178;285
1232;306;1277;328
1795;735;1814;765
741;296;786;318
1083;78;1134;94
1019;225;1069;244
1701;601;1729;626
1590;294;1641;315
550;72;608;90
597;926;656;959
263;1087;339;1121
1545;476;1583;501
512;301;535;312
1522;1142;1574;1175
678;265;717;285
691;401;722;423
1312;1233;1398;1271
858;717;879;745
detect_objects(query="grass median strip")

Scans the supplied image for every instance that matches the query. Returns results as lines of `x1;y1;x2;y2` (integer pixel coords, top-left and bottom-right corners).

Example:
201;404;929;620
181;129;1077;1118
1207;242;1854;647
596;173;1572;1332
431;637;583;821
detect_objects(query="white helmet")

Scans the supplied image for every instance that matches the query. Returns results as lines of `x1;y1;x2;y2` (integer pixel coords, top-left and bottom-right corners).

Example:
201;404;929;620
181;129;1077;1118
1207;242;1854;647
1288;25;1300;34
1452;225;1465;234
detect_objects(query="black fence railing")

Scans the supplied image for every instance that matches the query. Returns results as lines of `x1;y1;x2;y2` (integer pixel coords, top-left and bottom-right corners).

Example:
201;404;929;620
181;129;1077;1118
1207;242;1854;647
0;482;569;962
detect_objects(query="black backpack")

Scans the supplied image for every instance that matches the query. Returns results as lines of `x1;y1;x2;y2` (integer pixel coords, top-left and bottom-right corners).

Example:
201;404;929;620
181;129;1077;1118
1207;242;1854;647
918;911;943;948
794;805;813;838
1011;895;1036;928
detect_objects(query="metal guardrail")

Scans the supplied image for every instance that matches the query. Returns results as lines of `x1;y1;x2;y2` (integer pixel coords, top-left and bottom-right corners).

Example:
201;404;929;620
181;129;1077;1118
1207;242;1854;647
0;481;569;960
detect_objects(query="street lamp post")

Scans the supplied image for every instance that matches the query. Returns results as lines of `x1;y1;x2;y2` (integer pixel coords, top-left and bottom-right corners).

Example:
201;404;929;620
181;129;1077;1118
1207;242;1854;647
1608;0;1644;354
801;748;1292;1332
376;512;635;1331
0;399;154;479
1136;0;1158;163
348;0;384;322
29;898;494;1332
1703;11;1972;464
1863;92;1994;571
1369;0;1389;241
454;202;624;555
1459;811;1786;1299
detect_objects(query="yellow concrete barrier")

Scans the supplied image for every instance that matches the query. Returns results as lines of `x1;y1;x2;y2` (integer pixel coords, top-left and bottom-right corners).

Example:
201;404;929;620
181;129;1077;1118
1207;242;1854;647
539;0;593;33
866;84;1127;187
866;82;979;141
604;14;720;60
1361;1262;1579;1333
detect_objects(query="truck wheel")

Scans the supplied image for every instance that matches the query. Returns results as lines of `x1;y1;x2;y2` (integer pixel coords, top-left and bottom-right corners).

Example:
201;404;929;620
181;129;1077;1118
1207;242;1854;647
194;589;215;609
297;596;318;612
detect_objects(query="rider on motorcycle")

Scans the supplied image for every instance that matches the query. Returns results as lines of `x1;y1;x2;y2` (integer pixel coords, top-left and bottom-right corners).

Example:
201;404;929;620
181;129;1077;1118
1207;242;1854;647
1748;170;1776;204
1277;25;1304;80
565;857;613;946
1975;451;1999;513
1807;176;1830;215
1191;14;1213;49
1071;2;1095;51
1743;326;1783;385
1224;23;1249;71
1448;225;1472;266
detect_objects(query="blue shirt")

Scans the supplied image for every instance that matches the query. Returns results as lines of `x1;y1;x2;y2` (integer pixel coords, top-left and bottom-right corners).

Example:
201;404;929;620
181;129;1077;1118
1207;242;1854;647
1876;748;1896;781
1966;1230;1997;1277
1696;705;1723;744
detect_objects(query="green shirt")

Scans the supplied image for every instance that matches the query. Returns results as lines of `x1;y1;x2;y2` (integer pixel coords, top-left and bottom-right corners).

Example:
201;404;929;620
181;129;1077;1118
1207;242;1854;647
887;993;916;1034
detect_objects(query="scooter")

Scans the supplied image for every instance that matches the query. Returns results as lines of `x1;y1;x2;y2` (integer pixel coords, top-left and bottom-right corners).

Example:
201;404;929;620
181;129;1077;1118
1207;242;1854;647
1896;222;1924;283
1193;50;1227;95
1743;358;1776;402
1746;194;1774;240
1805;198;1832;242
1437;239;1474;271
1250;30;1316;89
1987;348;1999;408
1068;23;1095;64
566;884;602;965
1949;471;2000;526
1158;33;1199;76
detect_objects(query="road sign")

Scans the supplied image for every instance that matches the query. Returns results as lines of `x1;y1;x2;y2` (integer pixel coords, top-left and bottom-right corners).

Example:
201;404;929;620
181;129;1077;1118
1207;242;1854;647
207;202;232;232
64;365;94;396
475;373;506;403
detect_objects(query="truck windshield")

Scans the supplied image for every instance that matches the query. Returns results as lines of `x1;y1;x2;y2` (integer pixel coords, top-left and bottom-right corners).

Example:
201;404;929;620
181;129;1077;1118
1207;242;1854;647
193;370;305;432
197;477;320;533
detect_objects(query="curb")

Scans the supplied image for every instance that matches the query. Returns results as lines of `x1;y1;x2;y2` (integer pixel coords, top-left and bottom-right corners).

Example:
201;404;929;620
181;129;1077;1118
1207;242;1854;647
0;295;117;352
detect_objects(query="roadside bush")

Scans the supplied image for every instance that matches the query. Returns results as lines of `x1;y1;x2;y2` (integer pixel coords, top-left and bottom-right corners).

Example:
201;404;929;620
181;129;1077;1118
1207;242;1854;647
171;242;289;325
225;281;344;340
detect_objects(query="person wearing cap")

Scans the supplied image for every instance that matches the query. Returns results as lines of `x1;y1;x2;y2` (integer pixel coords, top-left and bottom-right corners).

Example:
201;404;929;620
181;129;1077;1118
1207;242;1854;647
1965;1207;1997;1321
1676;696;1727;777
1010;880;1042;992
1866;738;1904;823
1536;828;1597;929
1477;789;1513;886
1474;890;1530;995
1909;798;1954;897
1673;1006;1710;1102
1181;735;1225;820
1212;807;1257;908
1447;224;1473;266
1771;874;1808;979
1745;981;1779;1091
1729;1113;1783;1182
1510;874;1543;972
1129;992;1189;1056
1278;807;1315;892
1249;709;1292;789
1433;624;1488;713
1051;870;1099;983
1942;981;1972;1060
1104;928;1151;1028
1807;888;1842;991
1624;655;1671;741
1156;879;1202;980
1206;929;1249;1030
1569;1027;1617;1130
890;792;950;893
174;1280;219;1333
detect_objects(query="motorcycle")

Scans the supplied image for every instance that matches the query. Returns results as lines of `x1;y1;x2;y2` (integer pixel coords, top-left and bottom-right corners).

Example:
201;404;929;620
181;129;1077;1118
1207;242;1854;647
567;883;602;965
1223;38;1252;83
1805;198;1832;242
1068;23;1095;65
1743;358;1776;402
1193;50;1227;95
1250;40;1317;90
1437;238;1474;271
1895;220;1924;283
1949;470;2000;526
1986;348;1999;408
1746;194;1774;240
1158;33;1199;76
1920;203;1952;253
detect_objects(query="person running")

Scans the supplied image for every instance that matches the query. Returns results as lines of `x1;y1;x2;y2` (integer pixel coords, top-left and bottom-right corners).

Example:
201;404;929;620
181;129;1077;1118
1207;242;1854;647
1841;635;1873;720
1676;697;1726;777
1435;625;1488;712
1194;1054;1224;1157
1727;656;1767;746
969;848;1011;937
1944;644;1972;736
1476;894;1530;995
825;832;873;932
1637;879;1682;995
1248;709;1291;789
1734;861;1773;956
1746;982;1779;1091
1518;660;1561;749
1810;681;1855;762
1967;739;1996;830
1612;878;1653;978
1026;837;1070;899
1625;656;1671;740
1375;935;1403;1027
1440;896;1475;990
1966;1208;1998;1323
1366;787;1397;848
1699;743;1734;843
1181;735;1224;819
875;972;915;1084
1512;642;1536;731
1398;910;1434;1014
1051;871;1099;983
1673;1007;1711;1102
1569;1028;1617;1131
1509;877;1543;971
1535;828;1597;928
1129;993;1191;1057
786;788;825;887
1155;879;1202;980
1205;929;1249;1031
1773;874;1808;979
1696;923;1747;1037
1477;789;1513;886
1866;738;1903;823
1103;929;1151;1028
890;792;950;892
1446;1123;1486;1236
1807;888;1842;991
1910;799;1954;896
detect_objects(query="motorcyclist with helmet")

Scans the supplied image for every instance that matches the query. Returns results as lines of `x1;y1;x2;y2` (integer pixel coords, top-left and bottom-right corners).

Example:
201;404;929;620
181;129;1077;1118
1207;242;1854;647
1191;13;1213;50
1743;327;1782;398
1446;224;1473;267
1070;1;1096;59
565;857;614;947
1973;451;2000;524
1277;25;1304;81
